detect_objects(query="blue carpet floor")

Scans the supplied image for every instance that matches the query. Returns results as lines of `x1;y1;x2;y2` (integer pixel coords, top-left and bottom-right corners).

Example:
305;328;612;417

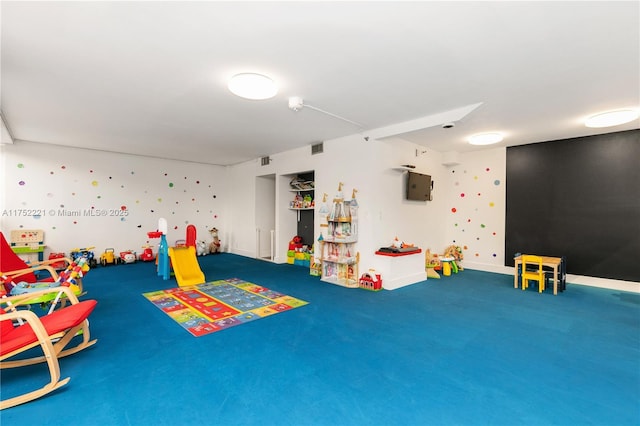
2;253;639;426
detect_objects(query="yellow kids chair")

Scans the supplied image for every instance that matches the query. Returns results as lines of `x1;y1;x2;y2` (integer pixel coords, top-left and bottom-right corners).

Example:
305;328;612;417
521;255;545;293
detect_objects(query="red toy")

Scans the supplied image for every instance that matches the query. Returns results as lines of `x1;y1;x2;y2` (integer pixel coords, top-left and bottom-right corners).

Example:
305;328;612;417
119;250;137;264
139;245;154;262
359;270;383;291
47;252;67;270
288;236;303;251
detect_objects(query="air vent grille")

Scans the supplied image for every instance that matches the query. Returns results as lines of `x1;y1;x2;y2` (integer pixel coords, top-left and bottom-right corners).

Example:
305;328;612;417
261;156;271;166
311;142;324;155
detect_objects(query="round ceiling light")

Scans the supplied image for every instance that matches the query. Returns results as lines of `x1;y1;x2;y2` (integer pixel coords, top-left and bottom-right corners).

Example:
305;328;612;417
468;132;504;146
584;109;639;128
228;73;278;100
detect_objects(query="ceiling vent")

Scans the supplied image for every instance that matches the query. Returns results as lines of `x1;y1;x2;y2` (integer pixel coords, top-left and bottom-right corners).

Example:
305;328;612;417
311;142;324;155
261;156;271;166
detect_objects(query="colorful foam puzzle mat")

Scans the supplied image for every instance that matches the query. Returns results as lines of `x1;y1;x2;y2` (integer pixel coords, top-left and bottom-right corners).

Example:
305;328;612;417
143;278;308;337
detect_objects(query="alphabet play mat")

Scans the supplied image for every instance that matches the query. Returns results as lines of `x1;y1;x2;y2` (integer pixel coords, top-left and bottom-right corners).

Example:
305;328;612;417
143;278;308;337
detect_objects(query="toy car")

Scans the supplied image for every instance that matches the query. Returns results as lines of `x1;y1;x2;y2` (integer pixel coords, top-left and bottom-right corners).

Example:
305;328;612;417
100;248;119;266
70;246;98;268
139;245;154;262
119;250;137;264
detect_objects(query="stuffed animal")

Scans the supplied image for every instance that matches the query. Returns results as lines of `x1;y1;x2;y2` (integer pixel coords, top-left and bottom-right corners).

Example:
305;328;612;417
443;245;463;261
209;227;221;254
196;240;208;256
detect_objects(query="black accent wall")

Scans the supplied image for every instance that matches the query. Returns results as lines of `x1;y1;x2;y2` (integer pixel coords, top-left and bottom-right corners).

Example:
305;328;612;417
505;129;640;281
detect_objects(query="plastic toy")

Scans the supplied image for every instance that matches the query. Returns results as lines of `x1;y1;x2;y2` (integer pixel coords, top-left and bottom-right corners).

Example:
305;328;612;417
359;269;382;291
168;224;205;287
139;244;154;262
119;250;137;264
47;252;67;271
149;219;169;280
70;246;97;268
100;248;118;266
209;227;221;254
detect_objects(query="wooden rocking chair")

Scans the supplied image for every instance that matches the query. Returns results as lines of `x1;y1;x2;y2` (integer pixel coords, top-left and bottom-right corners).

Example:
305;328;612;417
0;286;98;410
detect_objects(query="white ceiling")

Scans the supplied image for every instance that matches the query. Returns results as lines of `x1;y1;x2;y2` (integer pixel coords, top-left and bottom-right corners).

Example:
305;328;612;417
2;1;639;166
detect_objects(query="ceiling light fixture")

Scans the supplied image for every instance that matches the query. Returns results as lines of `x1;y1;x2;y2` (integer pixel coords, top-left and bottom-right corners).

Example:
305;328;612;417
468;132;504;146
228;73;277;100
584;109;639;128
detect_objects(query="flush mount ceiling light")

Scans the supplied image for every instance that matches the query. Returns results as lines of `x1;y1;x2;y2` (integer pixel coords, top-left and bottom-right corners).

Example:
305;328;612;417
584;109;639;128
468;132;504;146
228;73;277;100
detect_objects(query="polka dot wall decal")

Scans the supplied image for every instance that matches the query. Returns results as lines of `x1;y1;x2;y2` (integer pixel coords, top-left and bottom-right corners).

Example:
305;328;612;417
481;224;486;228
17;163;24;168
489;202;495;207
91;181;98;186
475;253;479;257
50;171;54;175
120;217;126;222
131;171;135;175
451;207;457;213
137;225;142;228
486;167;490;172
61;166;66;169
464;245;468;250
174;226;178;230
196;180;200;184
494;180;500;186
109;176;112;179
168;183;174;188
18;181;25;186
493;253;497;257
73;221;77;225
157;198;162;202
213;195;217;199
467;219;471;222
477;193;481;196
164;173;168;176
460;193;465;197
474;176;478;180
121;205;127;210
90;170;93;173
493;232;496;236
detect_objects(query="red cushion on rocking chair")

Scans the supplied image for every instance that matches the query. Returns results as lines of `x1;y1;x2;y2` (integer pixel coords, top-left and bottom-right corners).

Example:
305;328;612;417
0;300;97;356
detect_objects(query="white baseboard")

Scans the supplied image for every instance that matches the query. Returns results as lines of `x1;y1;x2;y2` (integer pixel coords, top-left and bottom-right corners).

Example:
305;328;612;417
462;261;640;294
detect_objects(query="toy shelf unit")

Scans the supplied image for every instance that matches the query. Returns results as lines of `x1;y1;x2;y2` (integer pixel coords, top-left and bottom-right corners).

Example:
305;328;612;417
289;176;315;218
319;185;360;288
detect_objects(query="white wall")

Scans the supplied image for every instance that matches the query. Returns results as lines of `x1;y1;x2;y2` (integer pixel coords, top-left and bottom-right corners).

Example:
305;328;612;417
0;141;227;257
